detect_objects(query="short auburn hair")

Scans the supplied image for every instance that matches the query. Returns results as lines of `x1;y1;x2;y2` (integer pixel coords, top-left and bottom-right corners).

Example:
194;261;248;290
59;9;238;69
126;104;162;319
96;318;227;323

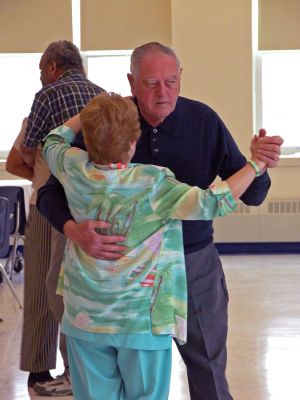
80;92;141;164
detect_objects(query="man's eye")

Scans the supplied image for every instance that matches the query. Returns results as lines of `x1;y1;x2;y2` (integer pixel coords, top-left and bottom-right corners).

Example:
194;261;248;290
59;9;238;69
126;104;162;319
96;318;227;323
167;80;176;86
145;81;157;88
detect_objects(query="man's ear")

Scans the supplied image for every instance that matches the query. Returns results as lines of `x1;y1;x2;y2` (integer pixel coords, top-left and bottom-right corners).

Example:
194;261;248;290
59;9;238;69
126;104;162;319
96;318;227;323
50;60;63;81
48;60;57;73
127;73;135;95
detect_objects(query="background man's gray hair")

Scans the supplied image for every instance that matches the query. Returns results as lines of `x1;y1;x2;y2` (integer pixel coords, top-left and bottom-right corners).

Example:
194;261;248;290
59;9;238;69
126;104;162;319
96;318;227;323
44;40;84;72
130;42;181;76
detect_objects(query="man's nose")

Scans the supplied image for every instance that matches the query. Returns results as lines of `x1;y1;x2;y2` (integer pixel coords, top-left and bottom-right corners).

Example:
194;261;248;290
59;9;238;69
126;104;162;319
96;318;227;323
156;82;166;96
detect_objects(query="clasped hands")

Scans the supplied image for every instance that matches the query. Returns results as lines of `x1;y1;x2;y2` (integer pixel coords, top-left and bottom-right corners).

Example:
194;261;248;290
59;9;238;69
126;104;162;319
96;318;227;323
251;128;284;169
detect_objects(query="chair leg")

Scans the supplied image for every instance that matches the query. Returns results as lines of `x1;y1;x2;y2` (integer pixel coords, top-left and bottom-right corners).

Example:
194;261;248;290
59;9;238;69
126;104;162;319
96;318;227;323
0;263;22;309
4;252;13;280
7;236;19;280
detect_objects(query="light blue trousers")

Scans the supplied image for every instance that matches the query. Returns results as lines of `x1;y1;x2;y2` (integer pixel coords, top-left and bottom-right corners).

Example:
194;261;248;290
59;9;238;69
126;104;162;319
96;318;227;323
66;336;172;400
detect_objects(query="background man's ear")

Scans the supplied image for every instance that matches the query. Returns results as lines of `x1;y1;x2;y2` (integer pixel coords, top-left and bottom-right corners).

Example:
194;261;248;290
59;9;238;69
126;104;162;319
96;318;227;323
48;60;57;73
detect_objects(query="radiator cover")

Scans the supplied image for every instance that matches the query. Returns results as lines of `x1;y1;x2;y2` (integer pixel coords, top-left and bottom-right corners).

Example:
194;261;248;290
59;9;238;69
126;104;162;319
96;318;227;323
213;199;300;243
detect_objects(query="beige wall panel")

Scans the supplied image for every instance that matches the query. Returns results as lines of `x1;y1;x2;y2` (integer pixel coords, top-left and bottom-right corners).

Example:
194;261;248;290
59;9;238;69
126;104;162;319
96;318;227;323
259;0;300;50
0;0;72;53
171;0;253;155
81;0;171;50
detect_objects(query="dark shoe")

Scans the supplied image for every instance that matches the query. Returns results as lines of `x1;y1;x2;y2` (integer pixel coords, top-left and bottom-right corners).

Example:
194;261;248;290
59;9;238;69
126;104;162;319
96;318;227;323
27;371;53;388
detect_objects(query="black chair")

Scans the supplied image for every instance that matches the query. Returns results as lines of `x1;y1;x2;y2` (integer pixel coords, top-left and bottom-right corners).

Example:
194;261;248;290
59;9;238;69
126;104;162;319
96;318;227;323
0;186;26;280
0;196;22;308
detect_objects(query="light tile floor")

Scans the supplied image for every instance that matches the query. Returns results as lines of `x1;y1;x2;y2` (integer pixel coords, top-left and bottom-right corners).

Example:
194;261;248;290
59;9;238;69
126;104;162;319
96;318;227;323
0;254;299;399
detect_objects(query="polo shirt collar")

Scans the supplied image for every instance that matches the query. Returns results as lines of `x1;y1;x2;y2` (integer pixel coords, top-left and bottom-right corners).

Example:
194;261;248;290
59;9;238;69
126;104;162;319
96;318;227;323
135;97;183;138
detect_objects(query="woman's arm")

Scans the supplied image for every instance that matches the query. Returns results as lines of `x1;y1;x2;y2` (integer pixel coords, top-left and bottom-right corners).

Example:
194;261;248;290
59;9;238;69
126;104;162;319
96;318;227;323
42;125;77;178
64;114;81;133
151;136;269;221
42;114;85;178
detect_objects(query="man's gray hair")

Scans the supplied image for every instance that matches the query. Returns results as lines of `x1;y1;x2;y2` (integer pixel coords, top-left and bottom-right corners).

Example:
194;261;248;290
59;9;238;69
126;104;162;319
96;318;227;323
43;40;84;72
130;42;181;76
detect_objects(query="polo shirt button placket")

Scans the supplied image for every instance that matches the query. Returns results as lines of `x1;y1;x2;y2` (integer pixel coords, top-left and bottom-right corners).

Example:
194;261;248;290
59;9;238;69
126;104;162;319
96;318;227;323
151;128;159;157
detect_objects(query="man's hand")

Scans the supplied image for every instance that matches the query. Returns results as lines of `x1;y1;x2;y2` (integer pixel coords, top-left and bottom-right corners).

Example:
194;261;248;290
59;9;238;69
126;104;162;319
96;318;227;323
63;220;127;259
252;129;284;168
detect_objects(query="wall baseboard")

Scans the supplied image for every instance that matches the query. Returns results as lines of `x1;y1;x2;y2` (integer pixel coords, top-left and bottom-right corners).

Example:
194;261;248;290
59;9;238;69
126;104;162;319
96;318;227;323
4;243;300;262
216;242;300;254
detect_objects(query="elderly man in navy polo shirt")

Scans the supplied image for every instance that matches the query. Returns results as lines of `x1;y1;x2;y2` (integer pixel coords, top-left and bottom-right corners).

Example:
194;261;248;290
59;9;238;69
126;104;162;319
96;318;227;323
38;42;283;400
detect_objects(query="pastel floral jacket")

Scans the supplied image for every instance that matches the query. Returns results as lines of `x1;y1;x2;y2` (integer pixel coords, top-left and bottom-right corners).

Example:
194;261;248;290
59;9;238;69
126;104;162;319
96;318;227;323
43;125;237;343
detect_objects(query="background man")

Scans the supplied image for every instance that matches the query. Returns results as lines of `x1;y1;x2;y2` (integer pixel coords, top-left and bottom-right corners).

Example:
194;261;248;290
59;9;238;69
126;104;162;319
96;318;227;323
7;40;104;396
37;42;283;400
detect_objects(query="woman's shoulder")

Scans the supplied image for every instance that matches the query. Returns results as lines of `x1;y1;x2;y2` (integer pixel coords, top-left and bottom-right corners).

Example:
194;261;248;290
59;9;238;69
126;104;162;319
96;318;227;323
130;163;175;178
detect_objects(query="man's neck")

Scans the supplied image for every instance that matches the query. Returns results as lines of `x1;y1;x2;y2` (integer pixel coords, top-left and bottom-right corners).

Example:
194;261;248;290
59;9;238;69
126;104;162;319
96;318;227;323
140;114;165;128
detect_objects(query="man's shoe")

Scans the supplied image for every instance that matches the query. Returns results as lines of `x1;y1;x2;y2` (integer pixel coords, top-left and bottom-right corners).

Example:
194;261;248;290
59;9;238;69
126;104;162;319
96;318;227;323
33;373;72;396
27;371;53;388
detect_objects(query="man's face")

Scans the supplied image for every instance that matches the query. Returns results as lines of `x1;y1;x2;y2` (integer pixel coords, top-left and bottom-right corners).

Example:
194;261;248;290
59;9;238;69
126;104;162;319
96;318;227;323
128;52;182;127
39;53;56;86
